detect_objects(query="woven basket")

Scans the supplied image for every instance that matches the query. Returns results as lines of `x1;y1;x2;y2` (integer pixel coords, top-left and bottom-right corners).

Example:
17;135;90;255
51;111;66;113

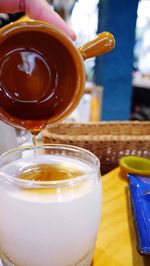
42;122;150;174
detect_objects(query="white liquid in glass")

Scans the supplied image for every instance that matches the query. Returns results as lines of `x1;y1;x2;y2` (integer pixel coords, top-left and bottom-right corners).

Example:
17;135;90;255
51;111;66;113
0;155;101;266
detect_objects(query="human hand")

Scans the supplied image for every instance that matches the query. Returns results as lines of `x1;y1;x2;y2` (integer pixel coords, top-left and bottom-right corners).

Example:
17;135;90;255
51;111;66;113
0;0;76;40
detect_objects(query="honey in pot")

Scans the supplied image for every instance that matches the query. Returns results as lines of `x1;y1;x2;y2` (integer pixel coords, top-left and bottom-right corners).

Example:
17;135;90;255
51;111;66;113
0;21;83;135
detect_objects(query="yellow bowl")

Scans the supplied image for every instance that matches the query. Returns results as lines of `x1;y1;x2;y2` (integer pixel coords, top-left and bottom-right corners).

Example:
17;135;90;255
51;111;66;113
119;156;150;178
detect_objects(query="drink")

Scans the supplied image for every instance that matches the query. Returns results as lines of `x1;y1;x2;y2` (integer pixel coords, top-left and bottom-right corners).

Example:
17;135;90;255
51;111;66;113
0;144;101;266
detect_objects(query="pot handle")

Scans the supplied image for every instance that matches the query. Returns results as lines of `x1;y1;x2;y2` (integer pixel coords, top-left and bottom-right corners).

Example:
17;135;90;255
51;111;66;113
79;32;115;60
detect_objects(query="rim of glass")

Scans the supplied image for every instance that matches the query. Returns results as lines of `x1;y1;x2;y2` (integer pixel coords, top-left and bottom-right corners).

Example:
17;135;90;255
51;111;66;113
0;144;100;188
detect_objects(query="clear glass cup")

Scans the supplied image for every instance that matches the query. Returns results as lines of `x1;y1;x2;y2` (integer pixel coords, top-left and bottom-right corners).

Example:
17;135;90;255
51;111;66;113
0;144;101;266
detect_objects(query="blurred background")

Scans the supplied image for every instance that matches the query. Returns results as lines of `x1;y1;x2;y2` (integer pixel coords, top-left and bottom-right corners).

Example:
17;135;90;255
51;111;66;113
0;0;150;122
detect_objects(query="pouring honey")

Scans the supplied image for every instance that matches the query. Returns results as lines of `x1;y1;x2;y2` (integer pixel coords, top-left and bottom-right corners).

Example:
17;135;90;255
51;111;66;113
0;20;115;136
0;22;115;266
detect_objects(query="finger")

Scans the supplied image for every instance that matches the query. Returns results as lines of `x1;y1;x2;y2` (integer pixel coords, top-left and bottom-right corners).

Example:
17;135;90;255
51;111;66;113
26;0;76;40
0;0;76;40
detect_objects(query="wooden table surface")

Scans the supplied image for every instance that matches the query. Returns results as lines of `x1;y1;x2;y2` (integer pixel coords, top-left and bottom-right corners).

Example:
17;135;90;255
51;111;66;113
93;168;150;266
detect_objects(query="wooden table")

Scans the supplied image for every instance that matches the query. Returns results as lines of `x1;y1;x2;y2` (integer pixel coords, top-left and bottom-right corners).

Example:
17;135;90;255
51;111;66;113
93;168;150;266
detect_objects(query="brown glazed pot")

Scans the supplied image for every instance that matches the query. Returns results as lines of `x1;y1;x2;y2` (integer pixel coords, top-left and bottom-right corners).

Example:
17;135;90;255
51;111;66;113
0;20;115;133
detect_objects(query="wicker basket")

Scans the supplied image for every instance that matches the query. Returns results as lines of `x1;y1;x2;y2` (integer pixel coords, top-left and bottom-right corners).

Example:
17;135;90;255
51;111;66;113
42;122;150;174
